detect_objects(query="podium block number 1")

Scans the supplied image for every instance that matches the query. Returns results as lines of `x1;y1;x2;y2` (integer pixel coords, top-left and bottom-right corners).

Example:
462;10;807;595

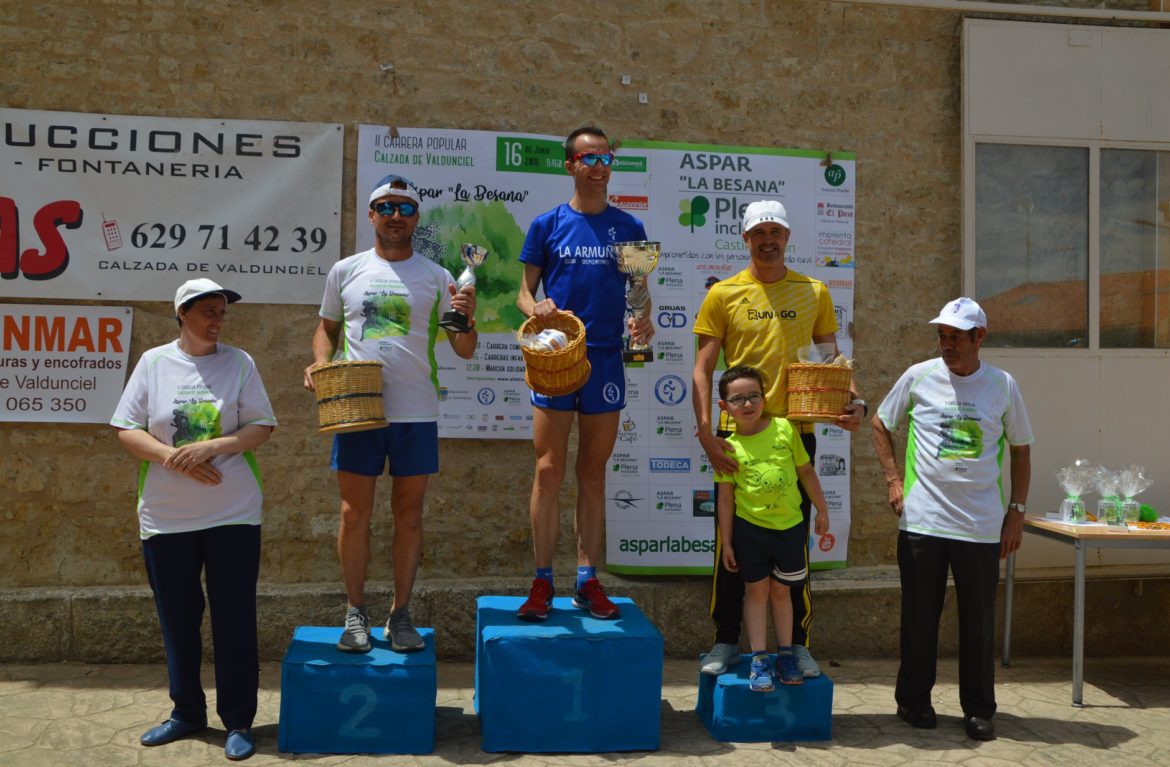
560;668;587;723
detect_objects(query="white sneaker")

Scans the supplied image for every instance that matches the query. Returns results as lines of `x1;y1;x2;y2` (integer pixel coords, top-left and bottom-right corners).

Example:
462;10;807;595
700;642;741;675
792;644;821;678
337;605;371;653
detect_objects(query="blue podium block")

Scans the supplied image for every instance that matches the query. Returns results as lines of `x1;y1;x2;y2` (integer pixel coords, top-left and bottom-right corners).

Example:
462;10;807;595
278;625;436;754
475;596;663;753
696;655;832;742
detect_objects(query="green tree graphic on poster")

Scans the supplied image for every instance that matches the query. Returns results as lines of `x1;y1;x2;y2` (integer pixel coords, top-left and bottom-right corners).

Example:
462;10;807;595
417;201;527;332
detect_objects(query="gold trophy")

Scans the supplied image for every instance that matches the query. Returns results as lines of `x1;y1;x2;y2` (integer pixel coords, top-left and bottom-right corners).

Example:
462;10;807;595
611;240;661;364
439;243;488;333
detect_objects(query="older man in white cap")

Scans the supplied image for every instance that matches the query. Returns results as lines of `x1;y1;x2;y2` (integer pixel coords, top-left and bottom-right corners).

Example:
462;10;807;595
304;174;478;654
692;200;864;679
871;297;1033;742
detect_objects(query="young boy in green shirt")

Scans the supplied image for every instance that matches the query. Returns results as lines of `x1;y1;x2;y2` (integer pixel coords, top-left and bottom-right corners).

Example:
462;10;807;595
714;366;830;691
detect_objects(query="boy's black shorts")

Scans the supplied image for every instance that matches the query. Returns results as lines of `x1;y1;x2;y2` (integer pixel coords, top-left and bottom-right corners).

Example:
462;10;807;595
733;515;808;585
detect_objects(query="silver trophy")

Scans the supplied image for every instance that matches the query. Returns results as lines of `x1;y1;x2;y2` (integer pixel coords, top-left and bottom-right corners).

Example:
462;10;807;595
439;243;488;333
611;240;661;363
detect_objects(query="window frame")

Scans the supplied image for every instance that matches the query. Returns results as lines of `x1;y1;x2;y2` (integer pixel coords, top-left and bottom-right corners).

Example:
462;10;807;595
964;135;1170;359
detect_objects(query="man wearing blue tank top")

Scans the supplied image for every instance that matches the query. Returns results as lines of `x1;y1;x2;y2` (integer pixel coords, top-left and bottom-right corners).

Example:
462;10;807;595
515;126;654;621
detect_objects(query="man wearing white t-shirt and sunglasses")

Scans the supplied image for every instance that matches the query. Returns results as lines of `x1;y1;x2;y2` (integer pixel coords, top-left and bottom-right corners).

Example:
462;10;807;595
305;174;479;654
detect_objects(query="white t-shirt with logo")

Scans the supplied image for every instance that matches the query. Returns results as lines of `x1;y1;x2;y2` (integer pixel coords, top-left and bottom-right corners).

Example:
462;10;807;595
876;358;1034;543
111;341;277;539
319;249;456;422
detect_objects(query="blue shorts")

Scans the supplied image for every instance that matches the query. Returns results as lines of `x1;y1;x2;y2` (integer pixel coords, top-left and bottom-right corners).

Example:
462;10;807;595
530;346;625;414
331;422;439;477
733;515;809;585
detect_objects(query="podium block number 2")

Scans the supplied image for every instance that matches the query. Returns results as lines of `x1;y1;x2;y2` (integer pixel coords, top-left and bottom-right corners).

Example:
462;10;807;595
339;684;381;739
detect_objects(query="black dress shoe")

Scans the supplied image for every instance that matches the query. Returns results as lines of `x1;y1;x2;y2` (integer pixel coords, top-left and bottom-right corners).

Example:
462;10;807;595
965;715;996;741
225;728;256;760
896;705;938;729
140;717;207;746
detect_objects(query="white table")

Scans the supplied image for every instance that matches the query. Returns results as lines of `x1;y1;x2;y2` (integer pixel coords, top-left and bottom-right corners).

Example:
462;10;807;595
1001;517;1170;706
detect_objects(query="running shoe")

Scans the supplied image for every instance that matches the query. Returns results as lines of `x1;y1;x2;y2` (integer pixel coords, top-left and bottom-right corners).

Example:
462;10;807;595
386;606;425;652
517;578;554;622
749;654;774;692
792;644;822;678
776;651;804;685
700;642;742;675
337;605;371;653
572;577;620;619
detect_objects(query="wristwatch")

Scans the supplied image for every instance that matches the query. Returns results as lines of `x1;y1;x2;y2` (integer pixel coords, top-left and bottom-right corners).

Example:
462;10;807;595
850;398;868;417
1008;502;1026;514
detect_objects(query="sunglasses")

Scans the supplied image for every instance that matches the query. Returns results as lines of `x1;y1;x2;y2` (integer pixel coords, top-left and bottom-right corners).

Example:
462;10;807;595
726;393;763;407
571;152;614;167
372;200;418;217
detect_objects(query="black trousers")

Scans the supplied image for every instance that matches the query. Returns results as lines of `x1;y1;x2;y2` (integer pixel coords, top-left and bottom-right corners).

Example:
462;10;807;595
895;530;1000;719
709;430;816;647
142;524;261;730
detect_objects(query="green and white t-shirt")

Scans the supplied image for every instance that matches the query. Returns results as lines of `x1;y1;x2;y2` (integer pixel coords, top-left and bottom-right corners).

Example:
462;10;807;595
319;249;456;422
877;358;1034;543
714;418;809;531
111;341;277;539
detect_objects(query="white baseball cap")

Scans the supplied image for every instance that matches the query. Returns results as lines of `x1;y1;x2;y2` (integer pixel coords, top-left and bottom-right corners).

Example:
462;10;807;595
929;297;987;330
368;174;422;206
741;200;790;233
174;278;241;316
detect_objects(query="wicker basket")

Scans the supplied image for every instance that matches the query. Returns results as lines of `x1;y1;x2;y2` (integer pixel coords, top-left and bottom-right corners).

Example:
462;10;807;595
310;360;388;434
518;312;590;396
786;363;853;423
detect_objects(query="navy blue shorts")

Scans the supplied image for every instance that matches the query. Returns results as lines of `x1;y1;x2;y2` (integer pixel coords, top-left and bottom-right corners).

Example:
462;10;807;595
530;345;625;414
733;515;809;585
331;422;439;477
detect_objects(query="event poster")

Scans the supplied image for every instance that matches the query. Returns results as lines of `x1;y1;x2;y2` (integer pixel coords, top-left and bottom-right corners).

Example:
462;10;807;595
0;108;342;304
355;127;856;572
0;304;133;423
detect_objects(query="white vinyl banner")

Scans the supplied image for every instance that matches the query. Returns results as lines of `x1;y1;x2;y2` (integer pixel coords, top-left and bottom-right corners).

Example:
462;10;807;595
0;303;133;423
620;139;856;573
355;127;856;572
0;109;342;304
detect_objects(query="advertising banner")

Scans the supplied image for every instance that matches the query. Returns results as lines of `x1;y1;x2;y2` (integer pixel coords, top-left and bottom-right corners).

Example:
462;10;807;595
0;303;133;423
355;127;855;572
355;126;570;438
0;108;342;304
618;140;856;572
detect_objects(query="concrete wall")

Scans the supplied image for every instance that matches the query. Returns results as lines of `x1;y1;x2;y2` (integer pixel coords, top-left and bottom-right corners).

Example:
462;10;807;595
3;0;1166;658
5;571;1169;663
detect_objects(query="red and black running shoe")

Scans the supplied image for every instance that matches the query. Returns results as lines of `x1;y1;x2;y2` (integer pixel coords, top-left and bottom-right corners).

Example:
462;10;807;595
516;578;554;622
572;578;620;620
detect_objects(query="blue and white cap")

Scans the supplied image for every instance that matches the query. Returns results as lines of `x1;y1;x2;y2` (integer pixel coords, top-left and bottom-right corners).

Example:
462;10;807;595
368;174;422;206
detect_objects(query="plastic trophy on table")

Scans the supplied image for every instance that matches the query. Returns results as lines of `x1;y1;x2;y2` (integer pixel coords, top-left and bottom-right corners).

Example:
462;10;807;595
439;243;488;333
611;240;661;364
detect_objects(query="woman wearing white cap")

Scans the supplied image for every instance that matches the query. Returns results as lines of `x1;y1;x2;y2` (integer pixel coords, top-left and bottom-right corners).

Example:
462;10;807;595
110;278;277;761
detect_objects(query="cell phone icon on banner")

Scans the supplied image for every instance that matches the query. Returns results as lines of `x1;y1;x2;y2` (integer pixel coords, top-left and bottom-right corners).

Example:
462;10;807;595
101;214;123;251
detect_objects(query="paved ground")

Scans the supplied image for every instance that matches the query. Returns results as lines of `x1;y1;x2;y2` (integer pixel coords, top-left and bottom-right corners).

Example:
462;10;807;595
1;656;1168;766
